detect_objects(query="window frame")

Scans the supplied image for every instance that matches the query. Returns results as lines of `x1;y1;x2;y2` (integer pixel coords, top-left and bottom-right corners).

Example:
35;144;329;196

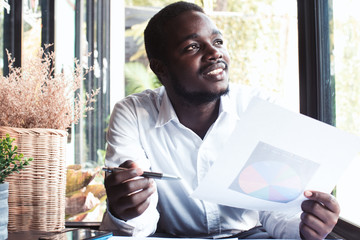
298;0;360;238
297;0;335;125
3;0;22;75
332;217;360;239
74;0;111;164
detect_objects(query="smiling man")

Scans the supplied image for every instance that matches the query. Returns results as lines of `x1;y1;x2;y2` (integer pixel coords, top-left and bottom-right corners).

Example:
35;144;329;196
100;1;340;239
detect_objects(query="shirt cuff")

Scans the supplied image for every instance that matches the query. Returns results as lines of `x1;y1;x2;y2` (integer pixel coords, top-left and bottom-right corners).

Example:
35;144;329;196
260;210;302;239
99;208;135;235
100;195;159;236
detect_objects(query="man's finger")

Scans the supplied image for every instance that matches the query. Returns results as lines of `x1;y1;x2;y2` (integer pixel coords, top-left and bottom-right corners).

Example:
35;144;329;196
105;167;143;188
304;190;340;214
110;178;155;220
300;221;323;240
300;211;332;237
301;201;326;223
120;160;139;169
117;179;155;210
120;198;152;220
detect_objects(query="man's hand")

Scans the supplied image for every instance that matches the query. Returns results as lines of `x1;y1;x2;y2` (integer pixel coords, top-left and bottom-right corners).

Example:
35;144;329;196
104;160;156;221
300;190;340;240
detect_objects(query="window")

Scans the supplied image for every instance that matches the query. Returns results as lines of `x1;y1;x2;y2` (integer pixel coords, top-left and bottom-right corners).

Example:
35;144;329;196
331;0;360;226
64;0;124;223
125;0;299;111
64;0;113;222
0;2;4;75
298;0;360;238
1;0;116;224
22;0;42;58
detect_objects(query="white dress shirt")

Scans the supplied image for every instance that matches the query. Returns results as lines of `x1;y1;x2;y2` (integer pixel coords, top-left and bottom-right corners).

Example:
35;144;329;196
100;84;301;239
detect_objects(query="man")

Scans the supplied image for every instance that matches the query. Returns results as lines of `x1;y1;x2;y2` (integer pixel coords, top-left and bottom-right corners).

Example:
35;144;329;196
100;1;340;239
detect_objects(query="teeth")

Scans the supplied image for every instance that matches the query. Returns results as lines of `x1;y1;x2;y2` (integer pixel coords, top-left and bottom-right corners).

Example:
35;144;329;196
207;68;223;75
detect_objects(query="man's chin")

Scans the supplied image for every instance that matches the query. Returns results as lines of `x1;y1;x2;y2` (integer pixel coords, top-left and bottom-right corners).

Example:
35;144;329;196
177;86;230;106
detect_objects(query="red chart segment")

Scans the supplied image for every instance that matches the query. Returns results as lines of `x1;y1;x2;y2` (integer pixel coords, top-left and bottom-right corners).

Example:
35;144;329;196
237;161;302;203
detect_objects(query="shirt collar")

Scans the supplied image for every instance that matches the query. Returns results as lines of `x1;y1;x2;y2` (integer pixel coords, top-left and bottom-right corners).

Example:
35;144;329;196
155;85;240;128
155;87;179;128
219;85;241;120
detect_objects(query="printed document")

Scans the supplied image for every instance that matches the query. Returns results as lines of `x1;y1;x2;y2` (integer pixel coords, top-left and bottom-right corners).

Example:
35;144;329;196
191;97;360;212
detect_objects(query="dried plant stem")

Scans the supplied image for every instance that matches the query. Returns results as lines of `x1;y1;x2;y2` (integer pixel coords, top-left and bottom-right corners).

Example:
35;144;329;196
0;46;99;130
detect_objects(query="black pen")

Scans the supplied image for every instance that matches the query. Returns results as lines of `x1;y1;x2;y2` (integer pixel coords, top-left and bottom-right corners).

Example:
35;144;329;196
102;167;181;180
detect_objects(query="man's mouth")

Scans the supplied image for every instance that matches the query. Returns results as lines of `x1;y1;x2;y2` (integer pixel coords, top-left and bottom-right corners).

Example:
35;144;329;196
201;61;227;76
207;68;223;75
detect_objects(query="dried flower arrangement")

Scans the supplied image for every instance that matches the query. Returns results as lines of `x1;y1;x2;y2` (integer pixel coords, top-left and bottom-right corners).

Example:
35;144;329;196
0;45;99;130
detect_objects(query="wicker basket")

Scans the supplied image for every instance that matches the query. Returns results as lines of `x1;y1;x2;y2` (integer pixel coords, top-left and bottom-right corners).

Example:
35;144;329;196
0;126;68;232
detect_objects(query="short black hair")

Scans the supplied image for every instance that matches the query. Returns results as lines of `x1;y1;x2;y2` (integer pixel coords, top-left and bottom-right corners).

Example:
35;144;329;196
144;1;204;62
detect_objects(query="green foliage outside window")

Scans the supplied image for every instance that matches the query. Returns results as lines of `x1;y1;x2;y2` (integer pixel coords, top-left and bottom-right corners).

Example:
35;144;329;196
333;15;360;135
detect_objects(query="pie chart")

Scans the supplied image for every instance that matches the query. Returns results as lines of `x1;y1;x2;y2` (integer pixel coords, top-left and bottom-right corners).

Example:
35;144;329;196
237;161;302;203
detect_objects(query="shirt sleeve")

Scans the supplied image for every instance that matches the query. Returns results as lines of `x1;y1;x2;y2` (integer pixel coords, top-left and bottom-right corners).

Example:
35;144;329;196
100;194;159;236
100;98;160;236
259;210;301;239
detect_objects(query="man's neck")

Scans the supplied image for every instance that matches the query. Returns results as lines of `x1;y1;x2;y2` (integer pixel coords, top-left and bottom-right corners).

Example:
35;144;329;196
172;98;220;139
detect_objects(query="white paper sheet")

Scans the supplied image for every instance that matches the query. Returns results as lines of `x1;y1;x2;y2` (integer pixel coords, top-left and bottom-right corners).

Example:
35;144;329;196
191;97;360;212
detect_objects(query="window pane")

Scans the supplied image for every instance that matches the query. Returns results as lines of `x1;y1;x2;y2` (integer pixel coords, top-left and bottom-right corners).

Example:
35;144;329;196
0;4;4;75
22;0;41;57
332;0;360;225
63;0;109;222
210;0;299;110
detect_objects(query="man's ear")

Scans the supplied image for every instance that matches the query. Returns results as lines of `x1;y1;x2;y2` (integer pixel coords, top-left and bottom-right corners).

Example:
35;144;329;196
149;59;167;79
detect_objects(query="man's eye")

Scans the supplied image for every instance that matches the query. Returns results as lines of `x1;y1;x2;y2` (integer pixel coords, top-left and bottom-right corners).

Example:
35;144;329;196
214;39;223;45
185;44;199;51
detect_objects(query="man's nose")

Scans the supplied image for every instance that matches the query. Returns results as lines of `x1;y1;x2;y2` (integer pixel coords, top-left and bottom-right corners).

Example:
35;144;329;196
204;45;223;61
